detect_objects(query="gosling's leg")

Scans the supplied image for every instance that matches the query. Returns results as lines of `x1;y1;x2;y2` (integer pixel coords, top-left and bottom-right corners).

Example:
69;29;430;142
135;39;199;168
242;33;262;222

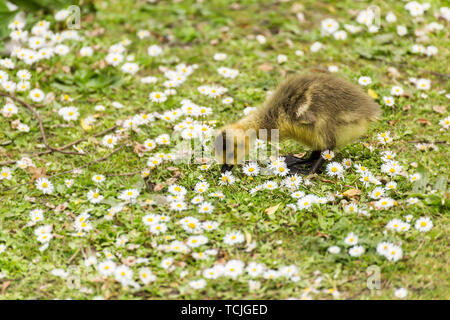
309;156;325;174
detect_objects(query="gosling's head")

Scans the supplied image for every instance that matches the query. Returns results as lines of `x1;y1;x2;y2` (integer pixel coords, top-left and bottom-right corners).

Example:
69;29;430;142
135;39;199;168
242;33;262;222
214;127;251;172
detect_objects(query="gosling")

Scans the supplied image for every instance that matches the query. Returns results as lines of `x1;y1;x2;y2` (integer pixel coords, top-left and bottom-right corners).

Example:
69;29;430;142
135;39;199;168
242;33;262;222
214;73;381;174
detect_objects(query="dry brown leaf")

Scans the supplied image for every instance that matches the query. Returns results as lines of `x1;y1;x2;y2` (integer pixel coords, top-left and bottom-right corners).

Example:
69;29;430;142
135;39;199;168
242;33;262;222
387;67;400;78
11;119;21;129
99;59;106;70
245;232;252;246
195;157;210;164
54;202;68;212
389;120;399;126
316;229;329;239
291;3;304;13
343;188;361;198
67;212;76;219
167;167;181;178
258;63;273;72
62;66;71;74
88;28;105;37
432;105;446;114
265;203;281;215
293;152;307;159
27;166;46;182
1;281;11;295
230;3;241;10
43;92;55;105
133;143;147;156
401;92;413;98
166;177;177;185
153;184;165;192
82;13;95;24
122;256;136;266
417;118;432;126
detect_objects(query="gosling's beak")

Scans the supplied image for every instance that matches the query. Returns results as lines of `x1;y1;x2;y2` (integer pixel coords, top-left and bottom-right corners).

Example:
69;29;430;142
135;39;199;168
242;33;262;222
221;164;234;173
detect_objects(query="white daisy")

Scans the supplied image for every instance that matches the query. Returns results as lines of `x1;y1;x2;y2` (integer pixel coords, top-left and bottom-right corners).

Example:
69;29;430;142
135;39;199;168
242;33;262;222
415;217;433;232
35;177;54;194
344;232;358;246
223;231;245;245
348;245;365;257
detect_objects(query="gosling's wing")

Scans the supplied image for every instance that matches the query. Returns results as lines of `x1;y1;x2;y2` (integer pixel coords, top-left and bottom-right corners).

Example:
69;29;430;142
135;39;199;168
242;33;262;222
271;75;319;125
291;82;320;124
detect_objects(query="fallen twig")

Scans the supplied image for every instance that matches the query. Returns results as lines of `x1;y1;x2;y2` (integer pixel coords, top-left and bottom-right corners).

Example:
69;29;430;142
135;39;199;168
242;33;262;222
67;247;81;264
0;140;13;146
49;144;127;178
407;140;448;144
0;145;127;192
0;91;85;156
105;171;142;177
0;122;119;166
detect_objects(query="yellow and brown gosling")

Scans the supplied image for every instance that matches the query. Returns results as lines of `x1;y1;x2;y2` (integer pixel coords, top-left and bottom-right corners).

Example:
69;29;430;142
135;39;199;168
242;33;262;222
214;73;381;174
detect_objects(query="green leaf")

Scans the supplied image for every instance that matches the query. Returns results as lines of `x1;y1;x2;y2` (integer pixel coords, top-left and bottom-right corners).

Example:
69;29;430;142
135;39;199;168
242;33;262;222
8;0;78;11
433;175;448;193
56;184;66;194
0;7;17;41
412;165;429;194
374;33;394;44
51;82;77;92
424;194;445;207
0;0;10;10
356;48;373;59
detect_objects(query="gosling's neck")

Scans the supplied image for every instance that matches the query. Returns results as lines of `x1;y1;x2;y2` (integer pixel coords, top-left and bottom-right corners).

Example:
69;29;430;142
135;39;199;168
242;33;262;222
229;110;263;132
223;105;279;141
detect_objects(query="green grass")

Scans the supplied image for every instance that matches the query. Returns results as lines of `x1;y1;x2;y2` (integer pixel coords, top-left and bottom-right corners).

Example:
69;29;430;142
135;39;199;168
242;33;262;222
0;0;449;299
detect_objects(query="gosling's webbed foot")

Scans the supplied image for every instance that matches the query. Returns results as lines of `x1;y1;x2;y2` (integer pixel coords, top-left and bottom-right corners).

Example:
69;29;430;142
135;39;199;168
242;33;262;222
288;166;313;175
284;156;314;174
287;164;323;175
221;164;234;173
284;151;324;175
284;151;321;171
284;155;312;167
